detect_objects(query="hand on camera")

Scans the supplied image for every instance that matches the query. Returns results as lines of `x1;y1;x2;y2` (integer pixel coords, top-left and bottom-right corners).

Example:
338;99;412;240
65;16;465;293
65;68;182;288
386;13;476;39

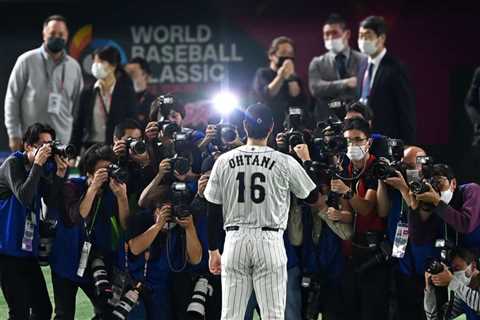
176;214;194;231
113;140;127;157
414;183;441;206
430;263;453;287
145;122;160;141
109;178;127;198
34;143;52;166
90;168;109;193
327;207;342;221
293;144;311;162
54;155;69;178
155;204;172;229
383;170;409;193
330;179;350;195
158;159;172;177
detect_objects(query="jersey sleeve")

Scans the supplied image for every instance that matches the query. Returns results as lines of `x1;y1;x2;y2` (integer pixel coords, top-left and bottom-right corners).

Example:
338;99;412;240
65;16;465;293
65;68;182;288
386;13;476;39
204;157;223;205
287;156;316;200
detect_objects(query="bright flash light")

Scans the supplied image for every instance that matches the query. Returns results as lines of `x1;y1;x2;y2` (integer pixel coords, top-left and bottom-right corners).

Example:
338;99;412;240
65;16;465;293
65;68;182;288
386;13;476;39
212;91;239;115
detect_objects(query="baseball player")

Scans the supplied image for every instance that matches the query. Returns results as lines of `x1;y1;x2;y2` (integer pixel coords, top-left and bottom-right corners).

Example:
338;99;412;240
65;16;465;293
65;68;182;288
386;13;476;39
204;103;319;320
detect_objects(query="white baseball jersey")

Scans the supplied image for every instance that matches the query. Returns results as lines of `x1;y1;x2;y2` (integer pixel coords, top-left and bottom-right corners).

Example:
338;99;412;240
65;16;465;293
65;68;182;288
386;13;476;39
204;145;316;230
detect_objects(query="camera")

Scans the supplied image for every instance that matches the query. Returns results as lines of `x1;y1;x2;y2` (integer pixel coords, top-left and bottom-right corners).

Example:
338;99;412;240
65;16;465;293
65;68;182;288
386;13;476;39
278;107;306;153
426;239;453;275
207;111;238;152
187;276;214;319
157;119;181;139
38;219;57;266
328;99;351;120
369;158;399;181
125;138;146;155
313;116;347;159
107;164;129;184
91;256;113;301
112;283;143;320
408;156;442;195
49;140;76;158
170;182;192;219
356;240;392;273
301;273;323;320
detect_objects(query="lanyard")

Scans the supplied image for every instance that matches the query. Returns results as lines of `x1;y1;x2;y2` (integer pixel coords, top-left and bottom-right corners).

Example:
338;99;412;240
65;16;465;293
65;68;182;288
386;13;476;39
123;242;150;281
41;54;66;93
85;196;103;239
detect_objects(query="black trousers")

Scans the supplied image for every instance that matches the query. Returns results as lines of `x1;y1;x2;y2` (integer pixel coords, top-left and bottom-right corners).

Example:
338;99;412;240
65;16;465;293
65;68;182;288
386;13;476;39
51;271;104;320
393;272;427;320
0;254;52;320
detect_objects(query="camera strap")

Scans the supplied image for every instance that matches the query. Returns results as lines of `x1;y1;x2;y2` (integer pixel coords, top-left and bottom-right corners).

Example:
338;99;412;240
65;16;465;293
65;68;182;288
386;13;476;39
85;196;103;240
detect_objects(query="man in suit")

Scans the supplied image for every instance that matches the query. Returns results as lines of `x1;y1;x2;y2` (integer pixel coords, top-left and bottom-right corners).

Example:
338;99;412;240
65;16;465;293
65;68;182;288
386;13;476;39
309;13;367;122
358;16;416;144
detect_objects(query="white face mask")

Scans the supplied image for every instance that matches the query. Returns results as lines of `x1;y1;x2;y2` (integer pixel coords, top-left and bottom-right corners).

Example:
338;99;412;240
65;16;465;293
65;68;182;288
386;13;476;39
358;39;378;56
347;145;366;161
454;264;473;285
325;37;345;54
440;188;454;204
91;62;110;80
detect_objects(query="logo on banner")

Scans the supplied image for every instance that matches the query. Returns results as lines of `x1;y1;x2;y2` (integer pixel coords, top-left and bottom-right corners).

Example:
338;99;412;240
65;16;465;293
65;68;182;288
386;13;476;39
69;25;128;75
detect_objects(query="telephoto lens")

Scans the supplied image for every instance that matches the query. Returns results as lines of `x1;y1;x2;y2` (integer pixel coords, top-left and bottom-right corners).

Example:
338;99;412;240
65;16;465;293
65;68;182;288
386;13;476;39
91;257;113;301
187;277;214;319
112;283;143;320
126;138;146;155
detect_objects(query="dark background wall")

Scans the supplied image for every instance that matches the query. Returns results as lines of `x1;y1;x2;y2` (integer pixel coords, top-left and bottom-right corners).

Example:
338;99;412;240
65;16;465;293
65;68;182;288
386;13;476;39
0;0;478;182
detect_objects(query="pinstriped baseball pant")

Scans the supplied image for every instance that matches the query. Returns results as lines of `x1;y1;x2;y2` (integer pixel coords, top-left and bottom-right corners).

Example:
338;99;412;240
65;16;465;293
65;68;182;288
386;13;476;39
221;228;287;320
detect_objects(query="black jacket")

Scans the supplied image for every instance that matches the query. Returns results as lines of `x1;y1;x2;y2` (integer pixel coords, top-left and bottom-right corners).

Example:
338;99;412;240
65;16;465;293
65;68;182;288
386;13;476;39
361;52;416;144
71;74;136;149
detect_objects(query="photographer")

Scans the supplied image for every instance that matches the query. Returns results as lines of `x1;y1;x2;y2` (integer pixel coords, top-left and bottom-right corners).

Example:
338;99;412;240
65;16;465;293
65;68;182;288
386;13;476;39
424;248;480;319
145;96;206;177
126;194;203;319
0;123;67;319
328;117;388;320
253;36;307;139
412;164;480;250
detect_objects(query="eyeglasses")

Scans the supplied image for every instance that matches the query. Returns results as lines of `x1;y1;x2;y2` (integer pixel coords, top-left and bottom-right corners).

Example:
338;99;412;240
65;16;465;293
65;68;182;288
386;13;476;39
346;137;368;146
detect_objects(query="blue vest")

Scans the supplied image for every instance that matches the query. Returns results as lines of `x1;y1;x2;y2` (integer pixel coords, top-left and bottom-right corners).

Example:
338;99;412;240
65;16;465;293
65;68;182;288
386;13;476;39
49;177;88;282
0;152;42;258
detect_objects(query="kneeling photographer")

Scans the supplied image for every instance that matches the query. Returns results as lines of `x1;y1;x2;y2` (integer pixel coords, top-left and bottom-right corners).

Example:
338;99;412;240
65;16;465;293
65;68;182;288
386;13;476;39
0;123;68;319
328;117;389;320
126;185;203;320
424;248;480;319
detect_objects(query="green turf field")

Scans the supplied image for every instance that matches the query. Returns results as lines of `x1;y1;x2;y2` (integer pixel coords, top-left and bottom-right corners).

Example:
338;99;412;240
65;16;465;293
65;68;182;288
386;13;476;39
0;268;466;320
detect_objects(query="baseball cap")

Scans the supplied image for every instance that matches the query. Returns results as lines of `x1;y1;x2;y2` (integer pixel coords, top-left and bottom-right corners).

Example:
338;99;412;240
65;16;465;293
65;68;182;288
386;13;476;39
244;103;274;131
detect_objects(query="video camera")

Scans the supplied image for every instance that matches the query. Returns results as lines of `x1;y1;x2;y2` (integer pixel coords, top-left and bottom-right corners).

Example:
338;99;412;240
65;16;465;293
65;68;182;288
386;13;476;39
49;140;76;159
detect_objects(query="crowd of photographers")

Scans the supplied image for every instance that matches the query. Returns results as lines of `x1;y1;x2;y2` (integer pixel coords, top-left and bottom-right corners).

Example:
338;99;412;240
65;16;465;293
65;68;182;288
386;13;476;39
1;11;480;320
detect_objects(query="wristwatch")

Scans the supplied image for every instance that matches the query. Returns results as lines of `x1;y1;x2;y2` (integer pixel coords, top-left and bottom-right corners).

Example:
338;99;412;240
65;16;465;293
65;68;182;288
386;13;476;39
343;189;354;200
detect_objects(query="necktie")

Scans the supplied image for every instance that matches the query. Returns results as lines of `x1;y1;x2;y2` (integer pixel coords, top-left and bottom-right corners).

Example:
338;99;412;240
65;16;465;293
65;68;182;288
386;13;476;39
335;53;348;79
361;63;374;103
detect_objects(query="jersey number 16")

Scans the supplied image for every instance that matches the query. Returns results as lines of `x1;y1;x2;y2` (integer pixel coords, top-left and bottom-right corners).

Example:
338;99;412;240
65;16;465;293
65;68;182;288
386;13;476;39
236;172;266;204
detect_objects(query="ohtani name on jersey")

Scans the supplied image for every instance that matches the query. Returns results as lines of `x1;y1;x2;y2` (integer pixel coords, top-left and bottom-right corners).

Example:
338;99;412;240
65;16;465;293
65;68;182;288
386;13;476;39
228;155;276;170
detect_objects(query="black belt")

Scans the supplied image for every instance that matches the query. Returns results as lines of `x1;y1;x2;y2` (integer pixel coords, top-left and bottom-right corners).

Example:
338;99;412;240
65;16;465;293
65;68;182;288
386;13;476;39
225;226;279;232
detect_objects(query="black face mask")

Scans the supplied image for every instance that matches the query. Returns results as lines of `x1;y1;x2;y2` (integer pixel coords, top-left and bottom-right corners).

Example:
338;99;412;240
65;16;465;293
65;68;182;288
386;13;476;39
46;37;66;53
276;56;294;69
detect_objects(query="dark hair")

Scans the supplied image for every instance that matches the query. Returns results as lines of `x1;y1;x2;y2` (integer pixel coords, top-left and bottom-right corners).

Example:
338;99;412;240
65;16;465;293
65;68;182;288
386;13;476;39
324;13;348;30
244;104;274;139
113;119;143;140
360;16;388;36
93;46;121;69
268;36;295;56
128;57;151;75
343;117;371;137
23;123;56;146
451;248;476;265
432;164;455;180
43;15;67;28
346;101;374;122
80;144;116;175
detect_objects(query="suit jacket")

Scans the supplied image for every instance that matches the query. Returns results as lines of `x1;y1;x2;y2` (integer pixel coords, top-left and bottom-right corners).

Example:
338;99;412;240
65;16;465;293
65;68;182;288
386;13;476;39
309;47;367;122
71;74;136;149
361;52;416;144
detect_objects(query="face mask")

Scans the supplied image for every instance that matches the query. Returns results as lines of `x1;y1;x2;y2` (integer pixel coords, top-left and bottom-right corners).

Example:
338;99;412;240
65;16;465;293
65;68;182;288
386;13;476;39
440;188;454;204
133;80;146;93
358;39;378;56
46;37;66;53
347;145;366;161
91;62;110;80
325;37;345;54
454;265;472;285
